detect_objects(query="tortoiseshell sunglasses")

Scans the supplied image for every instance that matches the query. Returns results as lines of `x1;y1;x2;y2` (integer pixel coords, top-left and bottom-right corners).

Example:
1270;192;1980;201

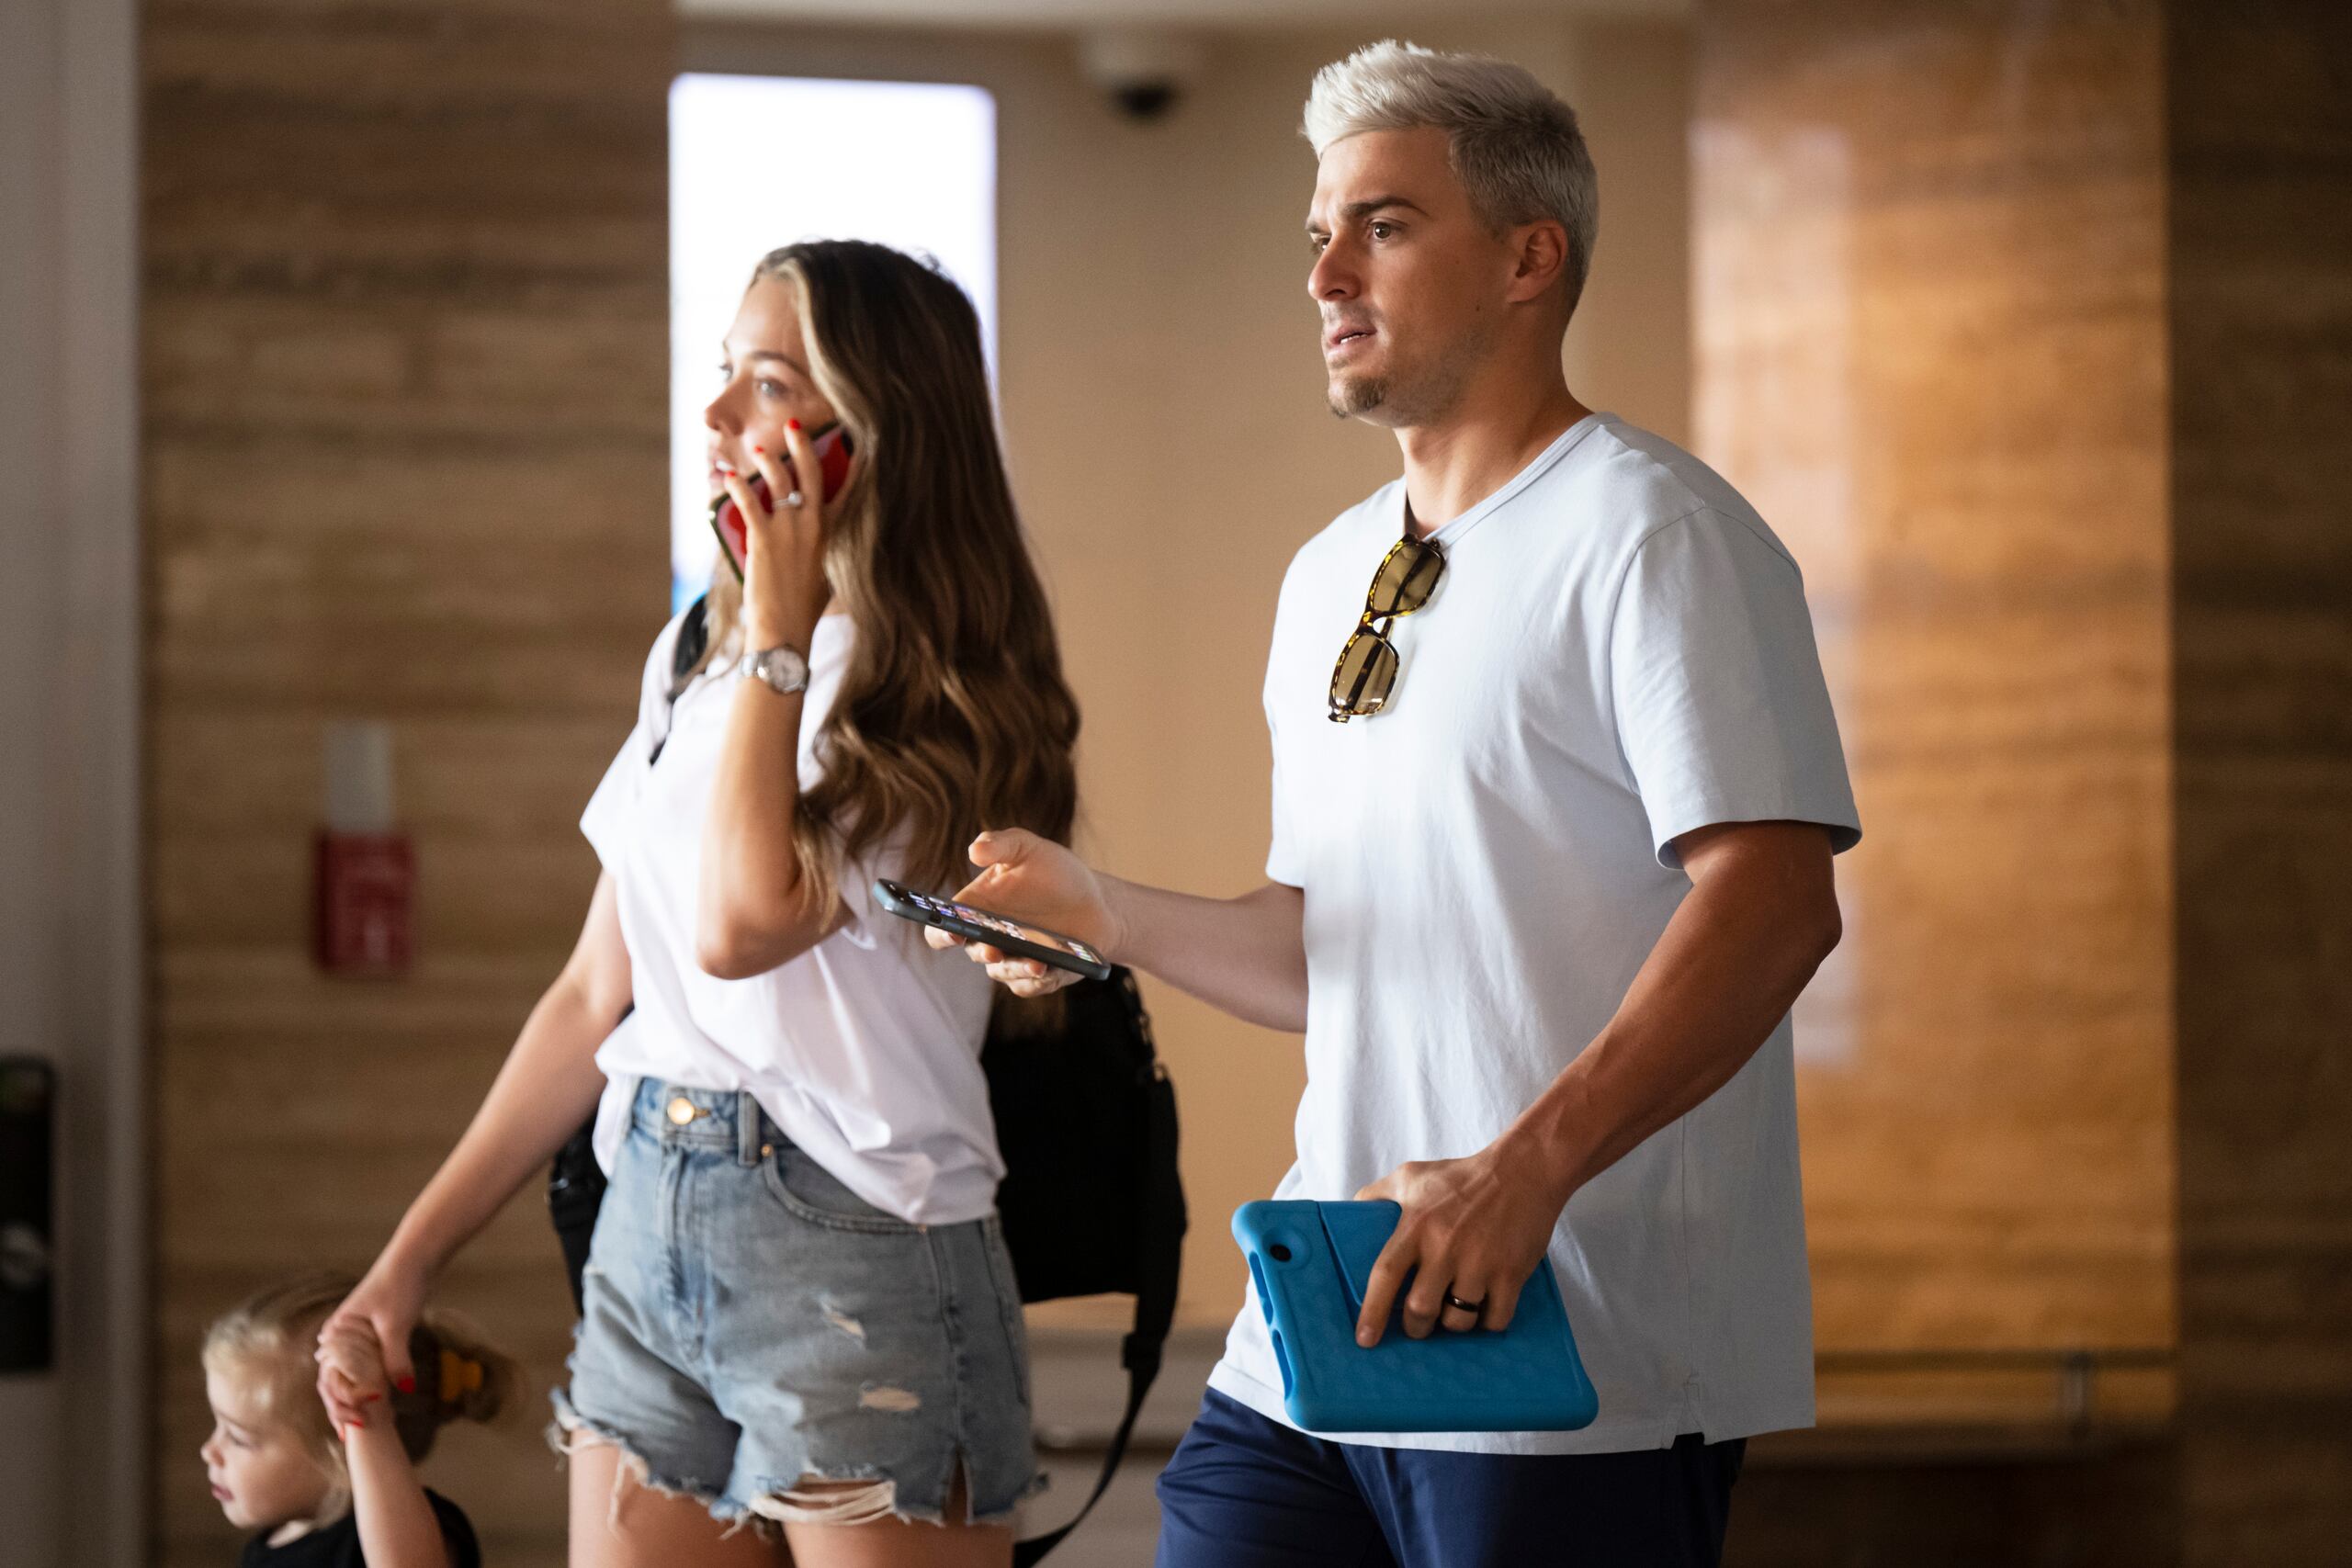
1328;533;1445;722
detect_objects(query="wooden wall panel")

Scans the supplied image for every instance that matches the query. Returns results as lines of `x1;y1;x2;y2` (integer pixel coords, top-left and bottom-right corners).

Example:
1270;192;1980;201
2167;5;2352;1562
1693;1;2175;1355
142;1;670;1562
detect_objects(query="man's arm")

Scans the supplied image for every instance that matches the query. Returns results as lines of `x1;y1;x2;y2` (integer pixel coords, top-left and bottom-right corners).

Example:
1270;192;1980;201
932;829;1310;1033
1101;876;1308;1033
1353;818;1843;1345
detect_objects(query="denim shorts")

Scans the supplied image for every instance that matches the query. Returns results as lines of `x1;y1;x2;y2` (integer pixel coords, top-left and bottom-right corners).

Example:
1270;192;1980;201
549;1078;1038;1529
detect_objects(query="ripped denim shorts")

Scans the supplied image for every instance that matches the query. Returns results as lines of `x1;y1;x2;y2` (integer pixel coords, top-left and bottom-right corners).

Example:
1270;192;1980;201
549;1078;1038;1529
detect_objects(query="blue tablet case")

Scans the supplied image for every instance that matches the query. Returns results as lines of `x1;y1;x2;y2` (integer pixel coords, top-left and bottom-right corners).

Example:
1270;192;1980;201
1233;1199;1599;1434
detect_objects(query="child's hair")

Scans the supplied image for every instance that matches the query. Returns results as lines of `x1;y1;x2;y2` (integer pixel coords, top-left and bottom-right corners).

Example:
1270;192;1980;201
202;1272;518;1496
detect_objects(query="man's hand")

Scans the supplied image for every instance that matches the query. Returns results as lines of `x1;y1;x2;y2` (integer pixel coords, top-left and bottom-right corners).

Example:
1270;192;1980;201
929;829;1126;997
1352;1133;1571;1346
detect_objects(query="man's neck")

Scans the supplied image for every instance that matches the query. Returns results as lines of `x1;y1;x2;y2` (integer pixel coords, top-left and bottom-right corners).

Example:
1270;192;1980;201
1394;372;1592;538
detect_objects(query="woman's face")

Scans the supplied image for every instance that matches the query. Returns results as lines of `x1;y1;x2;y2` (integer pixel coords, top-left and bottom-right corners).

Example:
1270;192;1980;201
198;1367;334;1532
703;276;842;501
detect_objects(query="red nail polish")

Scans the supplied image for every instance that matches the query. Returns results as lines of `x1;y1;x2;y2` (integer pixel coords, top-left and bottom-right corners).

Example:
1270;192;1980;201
786;418;802;432
396;1375;414;1393
752;445;764;454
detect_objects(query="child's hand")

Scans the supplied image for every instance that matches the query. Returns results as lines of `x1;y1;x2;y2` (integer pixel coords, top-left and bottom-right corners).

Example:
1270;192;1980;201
315;1316;391;1436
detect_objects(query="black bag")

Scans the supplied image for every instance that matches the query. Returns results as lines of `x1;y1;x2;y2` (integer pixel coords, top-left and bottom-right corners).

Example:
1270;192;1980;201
546;598;1186;1562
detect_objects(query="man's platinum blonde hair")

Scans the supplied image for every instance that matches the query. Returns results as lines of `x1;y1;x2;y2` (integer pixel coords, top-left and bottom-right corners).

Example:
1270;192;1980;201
1304;39;1600;316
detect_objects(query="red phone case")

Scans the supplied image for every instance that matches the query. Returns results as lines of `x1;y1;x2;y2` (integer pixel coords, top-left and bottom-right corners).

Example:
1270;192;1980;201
709;423;854;576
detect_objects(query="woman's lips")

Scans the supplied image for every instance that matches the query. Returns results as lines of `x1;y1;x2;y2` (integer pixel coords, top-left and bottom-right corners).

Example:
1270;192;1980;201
209;1483;232;1502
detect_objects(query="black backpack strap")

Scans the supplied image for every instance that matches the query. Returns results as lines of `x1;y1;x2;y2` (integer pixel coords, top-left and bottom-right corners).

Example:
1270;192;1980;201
1015;994;1186;1567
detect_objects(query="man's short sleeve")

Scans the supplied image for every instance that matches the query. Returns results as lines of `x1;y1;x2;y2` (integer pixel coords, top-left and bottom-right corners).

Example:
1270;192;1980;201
1609;510;1861;868
1265;746;1303;886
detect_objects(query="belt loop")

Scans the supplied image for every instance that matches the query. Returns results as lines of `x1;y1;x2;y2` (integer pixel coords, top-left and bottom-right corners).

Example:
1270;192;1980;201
736;1092;762;1168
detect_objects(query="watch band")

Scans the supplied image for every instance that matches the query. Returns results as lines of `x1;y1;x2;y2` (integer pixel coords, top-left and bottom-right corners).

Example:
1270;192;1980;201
737;645;810;695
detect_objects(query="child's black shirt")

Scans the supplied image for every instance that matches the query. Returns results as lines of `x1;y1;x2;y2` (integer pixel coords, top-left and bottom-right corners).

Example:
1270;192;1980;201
239;1490;480;1568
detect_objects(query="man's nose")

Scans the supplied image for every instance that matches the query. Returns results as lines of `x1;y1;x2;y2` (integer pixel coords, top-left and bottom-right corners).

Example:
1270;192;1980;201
1309;242;1357;303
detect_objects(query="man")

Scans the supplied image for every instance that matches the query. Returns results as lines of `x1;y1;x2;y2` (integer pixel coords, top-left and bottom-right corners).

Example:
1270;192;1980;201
943;40;1860;1568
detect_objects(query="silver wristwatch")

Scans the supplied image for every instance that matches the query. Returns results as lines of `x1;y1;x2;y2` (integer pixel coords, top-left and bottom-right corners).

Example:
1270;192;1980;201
737;644;810;695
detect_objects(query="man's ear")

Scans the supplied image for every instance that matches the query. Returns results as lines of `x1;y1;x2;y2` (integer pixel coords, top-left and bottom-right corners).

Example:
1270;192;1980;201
1504;219;1572;307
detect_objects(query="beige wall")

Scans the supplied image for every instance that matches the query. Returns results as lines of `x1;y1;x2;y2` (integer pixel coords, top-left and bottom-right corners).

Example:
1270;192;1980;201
691;17;1694;1327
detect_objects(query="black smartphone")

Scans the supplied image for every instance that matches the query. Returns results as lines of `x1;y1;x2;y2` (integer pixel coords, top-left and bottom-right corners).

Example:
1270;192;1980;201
872;878;1114;982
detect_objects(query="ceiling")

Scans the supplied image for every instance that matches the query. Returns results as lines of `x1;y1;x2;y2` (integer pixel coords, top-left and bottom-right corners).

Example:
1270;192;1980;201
678;0;1688;29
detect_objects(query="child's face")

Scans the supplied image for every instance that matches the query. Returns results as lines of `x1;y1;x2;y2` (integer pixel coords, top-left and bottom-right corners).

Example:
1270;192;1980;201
198;1368;333;1532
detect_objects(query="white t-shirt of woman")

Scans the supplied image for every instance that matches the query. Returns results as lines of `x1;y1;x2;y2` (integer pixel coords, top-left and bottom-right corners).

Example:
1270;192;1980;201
580;608;1000;1226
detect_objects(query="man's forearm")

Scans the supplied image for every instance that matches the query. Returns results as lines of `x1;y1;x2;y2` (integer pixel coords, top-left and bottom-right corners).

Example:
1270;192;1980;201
1105;877;1309;1032
1504;826;1841;1201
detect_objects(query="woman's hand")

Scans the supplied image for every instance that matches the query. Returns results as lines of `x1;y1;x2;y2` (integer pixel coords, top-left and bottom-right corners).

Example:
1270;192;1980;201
725;417;835;653
928;829;1126;998
316;1254;428;1432
315;1316;394;1439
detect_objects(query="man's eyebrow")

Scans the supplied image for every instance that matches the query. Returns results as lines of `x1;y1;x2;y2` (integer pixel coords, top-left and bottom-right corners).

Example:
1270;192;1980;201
1305;196;1429;233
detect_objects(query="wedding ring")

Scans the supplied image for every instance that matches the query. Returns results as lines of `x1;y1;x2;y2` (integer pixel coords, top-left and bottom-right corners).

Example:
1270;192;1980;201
783;489;805;509
1442;1292;1485;1314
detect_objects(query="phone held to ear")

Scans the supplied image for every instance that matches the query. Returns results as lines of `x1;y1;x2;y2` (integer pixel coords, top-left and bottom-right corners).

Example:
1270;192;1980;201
708;421;856;582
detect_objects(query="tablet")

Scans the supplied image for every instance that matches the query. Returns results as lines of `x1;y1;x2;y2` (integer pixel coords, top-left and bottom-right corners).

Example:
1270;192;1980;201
1232;1199;1598;1434
872;878;1114;983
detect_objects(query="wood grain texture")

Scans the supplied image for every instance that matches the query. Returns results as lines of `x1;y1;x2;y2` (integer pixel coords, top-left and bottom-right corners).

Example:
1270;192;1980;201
1694;0;2175;1358
143;0;669;1562
2167;4;2352;1562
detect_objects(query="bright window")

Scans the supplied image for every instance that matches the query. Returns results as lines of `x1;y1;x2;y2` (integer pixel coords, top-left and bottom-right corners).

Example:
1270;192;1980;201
668;73;998;609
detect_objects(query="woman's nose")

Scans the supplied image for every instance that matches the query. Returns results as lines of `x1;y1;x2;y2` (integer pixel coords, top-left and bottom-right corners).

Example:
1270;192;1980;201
704;387;738;434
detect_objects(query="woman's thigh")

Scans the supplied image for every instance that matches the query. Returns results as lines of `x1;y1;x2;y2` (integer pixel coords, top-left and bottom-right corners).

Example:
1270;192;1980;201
568;1438;787;1568
778;1471;1012;1568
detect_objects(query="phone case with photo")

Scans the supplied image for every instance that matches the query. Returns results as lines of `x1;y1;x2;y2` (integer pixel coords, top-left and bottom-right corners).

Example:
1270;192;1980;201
871;878;1114;983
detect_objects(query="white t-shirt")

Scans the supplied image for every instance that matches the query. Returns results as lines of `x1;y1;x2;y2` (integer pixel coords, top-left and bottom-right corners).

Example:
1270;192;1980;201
1205;413;1862;1454
580;609;1001;1225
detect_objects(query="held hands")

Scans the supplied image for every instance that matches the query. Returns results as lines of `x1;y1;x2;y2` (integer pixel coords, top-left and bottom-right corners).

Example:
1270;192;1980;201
315;1316;394;1444
927;829;1123;998
1351;1132;1573;1347
723;417;834;652
316;1258;426;1434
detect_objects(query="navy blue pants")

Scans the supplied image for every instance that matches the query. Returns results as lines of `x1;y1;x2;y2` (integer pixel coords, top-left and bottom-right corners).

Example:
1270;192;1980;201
1155;1391;1745;1568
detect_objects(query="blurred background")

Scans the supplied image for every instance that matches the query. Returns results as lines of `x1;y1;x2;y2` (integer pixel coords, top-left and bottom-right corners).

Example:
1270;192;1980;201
3;0;2346;1563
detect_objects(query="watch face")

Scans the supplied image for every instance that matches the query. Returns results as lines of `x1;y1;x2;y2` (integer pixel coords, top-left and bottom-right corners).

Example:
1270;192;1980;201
750;649;807;691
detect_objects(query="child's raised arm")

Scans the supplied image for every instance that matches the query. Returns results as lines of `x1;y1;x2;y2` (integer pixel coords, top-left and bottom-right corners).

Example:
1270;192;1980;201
317;1318;456;1568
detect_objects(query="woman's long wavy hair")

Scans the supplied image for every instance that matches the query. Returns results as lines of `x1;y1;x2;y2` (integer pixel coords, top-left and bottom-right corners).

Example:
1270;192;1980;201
700;240;1080;912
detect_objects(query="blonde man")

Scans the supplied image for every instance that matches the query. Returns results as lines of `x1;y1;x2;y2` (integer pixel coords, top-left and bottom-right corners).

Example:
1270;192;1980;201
948;41;1860;1567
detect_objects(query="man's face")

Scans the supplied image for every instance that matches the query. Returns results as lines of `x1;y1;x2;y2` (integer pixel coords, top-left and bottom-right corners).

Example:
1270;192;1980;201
1306;127;1513;427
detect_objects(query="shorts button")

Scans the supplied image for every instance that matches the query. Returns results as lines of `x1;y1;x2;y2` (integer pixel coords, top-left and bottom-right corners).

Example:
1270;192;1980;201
666;1096;701;1125
760;1143;774;1157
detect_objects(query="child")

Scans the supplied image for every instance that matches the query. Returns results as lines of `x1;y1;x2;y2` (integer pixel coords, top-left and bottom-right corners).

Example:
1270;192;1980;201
200;1273;514;1568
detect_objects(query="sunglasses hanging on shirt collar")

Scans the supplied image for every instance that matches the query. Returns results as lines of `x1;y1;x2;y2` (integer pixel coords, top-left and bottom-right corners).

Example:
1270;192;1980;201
1328;505;1446;723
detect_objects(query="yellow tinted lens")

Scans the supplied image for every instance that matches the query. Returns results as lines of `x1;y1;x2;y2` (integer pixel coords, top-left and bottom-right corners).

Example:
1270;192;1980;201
1329;629;1399;717
1367;539;1444;617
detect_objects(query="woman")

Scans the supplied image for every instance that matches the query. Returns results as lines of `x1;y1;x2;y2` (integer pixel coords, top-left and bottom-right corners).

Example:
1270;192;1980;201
322;240;1080;1567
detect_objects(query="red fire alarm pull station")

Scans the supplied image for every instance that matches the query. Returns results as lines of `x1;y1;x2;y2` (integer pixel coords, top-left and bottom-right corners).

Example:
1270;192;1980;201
314;721;414;976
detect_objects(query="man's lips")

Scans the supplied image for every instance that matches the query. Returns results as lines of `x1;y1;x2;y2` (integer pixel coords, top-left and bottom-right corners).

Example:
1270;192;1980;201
1324;323;1375;354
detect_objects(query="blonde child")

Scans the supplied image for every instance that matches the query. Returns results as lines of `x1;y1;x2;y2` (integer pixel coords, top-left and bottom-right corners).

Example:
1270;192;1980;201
199;1273;514;1568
